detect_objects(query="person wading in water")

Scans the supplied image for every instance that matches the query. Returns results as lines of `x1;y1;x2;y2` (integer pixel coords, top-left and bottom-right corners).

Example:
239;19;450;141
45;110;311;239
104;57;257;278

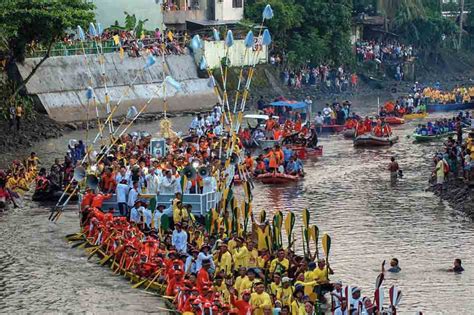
388;157;400;181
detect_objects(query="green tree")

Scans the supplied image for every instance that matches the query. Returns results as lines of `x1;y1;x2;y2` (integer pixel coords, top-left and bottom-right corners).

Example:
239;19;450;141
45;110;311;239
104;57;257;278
0;0;95;99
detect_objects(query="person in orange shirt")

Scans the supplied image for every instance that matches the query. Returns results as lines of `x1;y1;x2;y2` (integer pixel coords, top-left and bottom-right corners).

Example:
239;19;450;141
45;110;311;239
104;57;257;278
244;153;254;171
265;117;276;132
254;156;266;175
356;122;366;136
294;119;302;132
91;192;112;210
264;148;279;173
273;128;283;141
382;123;392;136
274;145;284;164
80;188;96;210
373;123;383;137
101;167;117;193
384;101;395;113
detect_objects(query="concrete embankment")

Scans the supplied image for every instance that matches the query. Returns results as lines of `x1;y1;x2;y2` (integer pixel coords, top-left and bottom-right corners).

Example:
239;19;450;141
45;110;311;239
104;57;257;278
16;53;216;122
430;178;474;217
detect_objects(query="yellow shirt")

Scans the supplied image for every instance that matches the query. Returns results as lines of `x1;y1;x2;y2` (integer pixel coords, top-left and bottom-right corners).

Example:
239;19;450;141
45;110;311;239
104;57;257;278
234;275;247;293
228;239;237;252
304;271;317;296
215;251;233;276
269;258;289;274
250;292;272;315
312;267;329;283
247;248;258;267
291;299;305;315
256;226;270;251
295;280;317;298
279;286;294;306
173;206;188;224
239;277;256;295
214;282;230;303
5;177;17;190
269;282;282;297
233;245;249;269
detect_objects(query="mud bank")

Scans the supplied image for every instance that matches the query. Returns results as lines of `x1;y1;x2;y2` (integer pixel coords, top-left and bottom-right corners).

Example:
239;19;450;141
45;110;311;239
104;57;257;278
430;177;474;217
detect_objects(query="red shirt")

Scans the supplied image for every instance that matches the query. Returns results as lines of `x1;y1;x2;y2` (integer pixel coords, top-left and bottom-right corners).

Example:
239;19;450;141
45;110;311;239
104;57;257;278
91;193;112;209
230;294;251;315
196;268;210;293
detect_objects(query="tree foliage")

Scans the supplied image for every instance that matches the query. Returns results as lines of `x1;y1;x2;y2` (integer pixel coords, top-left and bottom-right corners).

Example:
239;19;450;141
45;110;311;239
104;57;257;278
0;0;95;63
245;0;353;67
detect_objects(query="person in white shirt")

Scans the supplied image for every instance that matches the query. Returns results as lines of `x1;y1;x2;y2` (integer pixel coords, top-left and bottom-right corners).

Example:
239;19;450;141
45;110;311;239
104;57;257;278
304;96;313;122
130;200;144;224
201;174;217;194
314;111;324;133
115;166;128;185
153;204;167;231
116;179;130;217
196;244;215;272
145;167;160;195
171;223;188;253
322;105;333;125
159;170;179;195
331;280;345;312
142;206;152;229
127;181;141;209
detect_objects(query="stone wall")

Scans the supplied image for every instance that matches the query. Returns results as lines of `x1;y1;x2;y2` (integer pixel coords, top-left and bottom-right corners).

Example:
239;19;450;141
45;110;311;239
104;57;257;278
16;53;216;122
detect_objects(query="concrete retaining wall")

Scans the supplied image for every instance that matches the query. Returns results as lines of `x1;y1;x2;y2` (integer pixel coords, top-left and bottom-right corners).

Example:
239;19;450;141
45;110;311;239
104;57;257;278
16;53;216;122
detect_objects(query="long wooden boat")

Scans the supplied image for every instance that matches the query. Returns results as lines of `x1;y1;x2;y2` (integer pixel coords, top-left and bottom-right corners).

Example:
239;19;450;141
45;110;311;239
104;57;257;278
353;134;399;147
403;112;428;120
412;131;456;142
256;173;300;184
426;102;474;113
381;116;405;125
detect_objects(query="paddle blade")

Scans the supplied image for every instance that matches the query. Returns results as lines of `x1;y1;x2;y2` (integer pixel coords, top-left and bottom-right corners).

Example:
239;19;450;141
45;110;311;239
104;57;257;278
310;225;319;242
302;208;310;228
374;287;384;312
225;30;234;47
375;272;384;290
212;28;220;41
259;209;266;224
322;233;331;258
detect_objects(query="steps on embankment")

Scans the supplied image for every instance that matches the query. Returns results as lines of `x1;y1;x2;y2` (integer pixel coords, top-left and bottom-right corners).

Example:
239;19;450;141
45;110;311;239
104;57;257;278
16;53;216;122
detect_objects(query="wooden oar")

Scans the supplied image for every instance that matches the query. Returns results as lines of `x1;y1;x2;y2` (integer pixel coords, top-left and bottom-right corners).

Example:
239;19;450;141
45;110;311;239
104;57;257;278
322;233;331;279
131;278;148;289
87;232;116;260
144;269;162;291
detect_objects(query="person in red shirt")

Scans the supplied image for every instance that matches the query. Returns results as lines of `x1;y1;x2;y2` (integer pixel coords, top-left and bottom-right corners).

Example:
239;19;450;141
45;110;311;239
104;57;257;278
91;192;112;210
196;259;212;294
230;288;252;315
100;167;117;193
80;188;95;210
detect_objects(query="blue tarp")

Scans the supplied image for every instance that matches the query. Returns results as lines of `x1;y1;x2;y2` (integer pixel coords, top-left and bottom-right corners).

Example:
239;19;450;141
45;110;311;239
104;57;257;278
269;101;306;109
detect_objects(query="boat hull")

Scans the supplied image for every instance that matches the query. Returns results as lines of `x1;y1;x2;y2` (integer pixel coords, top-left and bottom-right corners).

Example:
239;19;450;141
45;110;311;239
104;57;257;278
403;112;428;120
354;135;399;147
288;145;323;158
256;173;300;184
412;132;455;142
382;117;405;125
426;102;474;113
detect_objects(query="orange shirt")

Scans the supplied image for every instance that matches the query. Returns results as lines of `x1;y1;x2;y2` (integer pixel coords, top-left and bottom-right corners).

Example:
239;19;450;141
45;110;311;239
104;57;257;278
91;193;112;209
245;157;254;169
265;119;276;131
265;152;278;168
273;129;283;140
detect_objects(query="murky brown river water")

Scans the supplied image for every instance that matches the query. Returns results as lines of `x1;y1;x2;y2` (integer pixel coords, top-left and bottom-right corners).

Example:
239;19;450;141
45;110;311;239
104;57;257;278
1;97;473;314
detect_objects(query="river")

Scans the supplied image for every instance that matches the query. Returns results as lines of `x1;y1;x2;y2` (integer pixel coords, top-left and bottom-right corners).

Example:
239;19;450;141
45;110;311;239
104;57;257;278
1;99;473;314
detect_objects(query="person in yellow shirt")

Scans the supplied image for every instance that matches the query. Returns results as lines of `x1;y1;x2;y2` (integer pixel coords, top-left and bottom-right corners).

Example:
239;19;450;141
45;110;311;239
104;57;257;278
232;237;249;269
313;258;334;304
294;273;318;302
290;285;306;315
279;277;294;307
250;282;272;315
247;241;259;268
239;268;257;295
213;275;230;303
215;242;233;276
269;249;290;275
269;273;282;298
234;267;248;294
172;201;188;224
304;262;318;297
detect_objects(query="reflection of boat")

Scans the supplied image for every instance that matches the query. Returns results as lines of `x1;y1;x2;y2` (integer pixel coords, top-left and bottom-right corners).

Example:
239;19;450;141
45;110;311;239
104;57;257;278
403;112;428;120
321;124;344;133
342;128;356;139
426;102;474;112
382;116;405;125
353;134;399;147
288;145;323;158
256;173;300;184
412;131;455;142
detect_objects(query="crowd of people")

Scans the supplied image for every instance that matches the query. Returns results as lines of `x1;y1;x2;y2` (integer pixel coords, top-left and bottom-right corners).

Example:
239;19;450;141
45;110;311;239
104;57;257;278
421;86;474;105
275;64;358;93
356;40;414;65
431;112;474;184
0;152;40;210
